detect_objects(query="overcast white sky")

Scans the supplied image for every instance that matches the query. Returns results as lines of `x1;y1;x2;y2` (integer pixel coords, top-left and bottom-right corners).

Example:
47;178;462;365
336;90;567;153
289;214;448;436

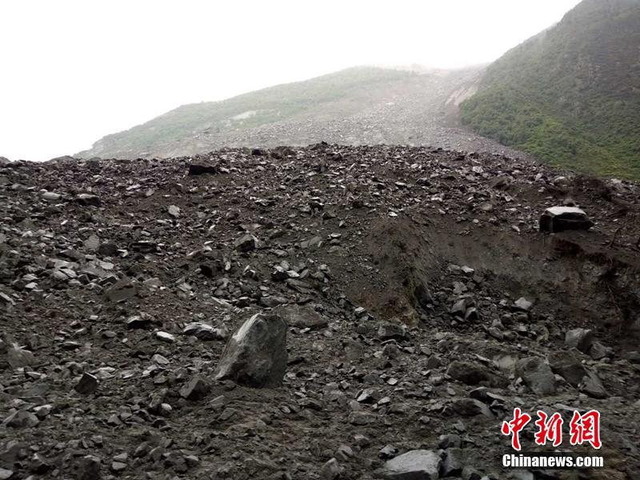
0;0;581;161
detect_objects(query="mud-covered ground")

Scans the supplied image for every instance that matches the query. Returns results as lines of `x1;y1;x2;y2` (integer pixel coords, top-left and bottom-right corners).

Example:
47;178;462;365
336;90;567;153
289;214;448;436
1;145;639;479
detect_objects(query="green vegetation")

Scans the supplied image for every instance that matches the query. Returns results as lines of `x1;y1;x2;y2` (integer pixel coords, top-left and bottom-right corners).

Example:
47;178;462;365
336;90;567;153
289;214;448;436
460;0;640;179
80;67;419;158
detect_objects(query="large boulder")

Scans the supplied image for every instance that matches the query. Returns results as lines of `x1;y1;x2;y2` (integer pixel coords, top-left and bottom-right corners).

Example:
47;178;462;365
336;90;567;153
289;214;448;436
380;450;441;479
549;350;586;387
539;206;593;233
215;312;287;388
516;357;557;395
565;328;594;353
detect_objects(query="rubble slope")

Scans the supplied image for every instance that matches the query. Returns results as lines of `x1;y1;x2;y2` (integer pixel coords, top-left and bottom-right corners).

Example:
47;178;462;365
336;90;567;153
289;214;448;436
1;146;639;479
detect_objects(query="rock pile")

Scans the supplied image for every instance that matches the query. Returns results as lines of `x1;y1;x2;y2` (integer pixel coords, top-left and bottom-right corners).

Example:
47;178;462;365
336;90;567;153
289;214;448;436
1;145;639;479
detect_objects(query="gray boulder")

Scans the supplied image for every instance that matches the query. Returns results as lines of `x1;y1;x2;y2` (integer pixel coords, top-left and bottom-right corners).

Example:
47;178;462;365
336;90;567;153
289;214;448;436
516;357;556;395
276;304;328;330
539;206;593;233
215;312;287;388
549;350;586;387
565;328;593;353
380;450;441;479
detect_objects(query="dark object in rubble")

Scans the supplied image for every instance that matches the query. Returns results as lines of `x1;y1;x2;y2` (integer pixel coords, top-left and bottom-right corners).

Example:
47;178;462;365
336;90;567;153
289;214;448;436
539;207;593;233
188;164;219;175
215;312;287;388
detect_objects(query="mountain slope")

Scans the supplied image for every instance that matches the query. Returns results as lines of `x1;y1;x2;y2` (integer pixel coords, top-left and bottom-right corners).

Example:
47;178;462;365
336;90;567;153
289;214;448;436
78;66;525;159
460;0;640;179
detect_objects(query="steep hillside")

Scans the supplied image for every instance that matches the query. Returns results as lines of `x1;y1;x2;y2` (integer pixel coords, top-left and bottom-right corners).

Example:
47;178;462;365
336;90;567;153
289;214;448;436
461;0;640;179
78;67;526;159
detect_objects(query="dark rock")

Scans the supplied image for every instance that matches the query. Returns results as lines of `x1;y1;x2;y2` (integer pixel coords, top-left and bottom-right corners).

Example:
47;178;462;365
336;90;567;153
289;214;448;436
188;164;219;175
183;322;227;340
565;328;594;353
105;278;137;303
234;234;260;252
76;455;102;480
539;206;593;233
581;369;608;399
516;357;556;395
3;411;40;428
452;398;494;417
76;193;101;206
589;341;613;360
125;313;155;329
180;375;211;400
549;350;587;387
215;312;287;388
441;448;463;476
446;361;494;386
378;323;406;340
75;373;99;395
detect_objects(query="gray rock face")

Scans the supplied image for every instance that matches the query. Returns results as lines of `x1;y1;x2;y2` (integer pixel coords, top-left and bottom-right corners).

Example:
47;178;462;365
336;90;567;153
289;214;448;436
381;449;441;480
215;312;287;388
516;357;556;395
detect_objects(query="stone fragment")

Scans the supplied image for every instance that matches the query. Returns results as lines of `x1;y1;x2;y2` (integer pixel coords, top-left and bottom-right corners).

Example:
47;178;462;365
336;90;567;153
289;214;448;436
589;341;613;360
514;297;533;311
155;331;176;343
188;164;219;175
125;313;154;329
549;350;586;387
446;361;493;386
441;448;463;477
452;398;494;417
565;328;594;353
276;304;328;330
378;323;406;340
76;193;101;206
168;205;180;217
75;373;99;395
516;357;556;395
580;369;608;399
215;312;287;388
381;450;441;480
183;322;227;340
3;411;40;428
77;455;102;480
42;191;61;201
7;344;35;369
539;206;593;233
234;234;260;252
105;278;137;303
320;458;342;480
180;375;211;400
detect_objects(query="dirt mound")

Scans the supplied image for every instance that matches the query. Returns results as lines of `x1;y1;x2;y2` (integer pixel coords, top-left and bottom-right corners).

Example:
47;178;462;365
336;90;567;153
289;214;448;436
1;145;639;479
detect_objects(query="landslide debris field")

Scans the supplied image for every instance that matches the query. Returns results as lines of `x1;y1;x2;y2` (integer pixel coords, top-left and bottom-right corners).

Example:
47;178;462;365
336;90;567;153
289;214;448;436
1;145;640;480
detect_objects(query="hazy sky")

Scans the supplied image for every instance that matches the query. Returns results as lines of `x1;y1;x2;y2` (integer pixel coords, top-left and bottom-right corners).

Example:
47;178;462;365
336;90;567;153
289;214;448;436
0;0;582;161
